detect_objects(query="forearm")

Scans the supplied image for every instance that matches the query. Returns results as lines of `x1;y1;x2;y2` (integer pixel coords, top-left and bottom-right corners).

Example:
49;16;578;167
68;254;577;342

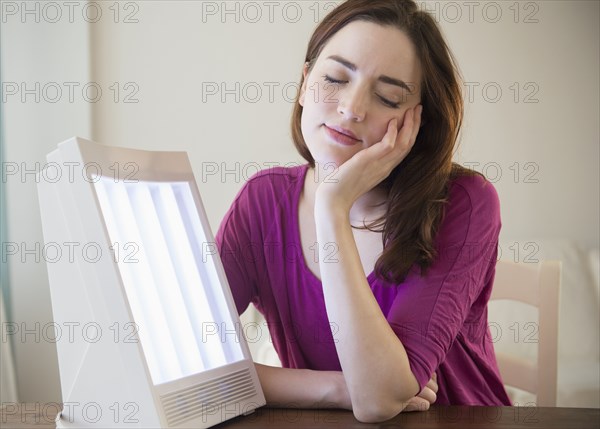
314;202;419;420
254;363;351;409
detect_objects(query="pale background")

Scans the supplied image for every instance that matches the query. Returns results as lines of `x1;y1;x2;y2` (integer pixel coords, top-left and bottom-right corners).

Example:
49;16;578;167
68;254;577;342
1;0;598;407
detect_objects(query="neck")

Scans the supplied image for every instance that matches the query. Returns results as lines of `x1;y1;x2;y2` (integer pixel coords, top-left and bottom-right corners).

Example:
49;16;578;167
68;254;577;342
304;164;388;224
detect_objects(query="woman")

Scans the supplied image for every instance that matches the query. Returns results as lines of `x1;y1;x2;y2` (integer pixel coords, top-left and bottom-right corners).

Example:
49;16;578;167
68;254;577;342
216;0;511;422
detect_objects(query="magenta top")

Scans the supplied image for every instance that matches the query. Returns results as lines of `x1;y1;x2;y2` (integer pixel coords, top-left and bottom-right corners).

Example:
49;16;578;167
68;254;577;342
215;164;511;406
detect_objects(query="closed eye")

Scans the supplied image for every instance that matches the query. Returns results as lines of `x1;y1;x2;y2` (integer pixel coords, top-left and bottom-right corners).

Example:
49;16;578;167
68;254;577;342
323;74;401;109
323;74;346;84
378;95;401;108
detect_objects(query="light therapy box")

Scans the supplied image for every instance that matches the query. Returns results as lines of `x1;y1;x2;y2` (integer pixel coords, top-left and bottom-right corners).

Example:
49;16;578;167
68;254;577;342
37;137;265;428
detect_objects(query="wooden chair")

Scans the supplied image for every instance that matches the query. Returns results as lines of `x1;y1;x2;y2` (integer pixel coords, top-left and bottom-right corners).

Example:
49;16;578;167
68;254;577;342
490;260;562;406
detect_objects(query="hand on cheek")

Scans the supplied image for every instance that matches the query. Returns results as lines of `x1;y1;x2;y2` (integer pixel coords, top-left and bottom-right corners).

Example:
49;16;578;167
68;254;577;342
314;105;423;212
383;104;422;152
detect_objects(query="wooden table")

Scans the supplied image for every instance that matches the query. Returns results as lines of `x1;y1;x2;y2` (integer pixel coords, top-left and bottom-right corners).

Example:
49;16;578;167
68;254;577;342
1;403;598;428
214;406;599;428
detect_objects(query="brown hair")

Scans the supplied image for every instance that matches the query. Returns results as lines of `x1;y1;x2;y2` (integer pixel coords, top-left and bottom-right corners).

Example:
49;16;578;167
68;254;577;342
291;0;478;284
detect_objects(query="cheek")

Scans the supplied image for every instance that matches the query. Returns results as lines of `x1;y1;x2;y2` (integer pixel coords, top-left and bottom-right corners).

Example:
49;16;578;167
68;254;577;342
300;104;320;147
300;109;310;136
300;86;331;129
366;119;394;146
367;109;411;145
304;76;342;110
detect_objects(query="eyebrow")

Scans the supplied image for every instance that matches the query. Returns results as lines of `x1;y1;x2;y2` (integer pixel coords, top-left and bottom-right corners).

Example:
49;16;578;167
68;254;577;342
326;55;415;94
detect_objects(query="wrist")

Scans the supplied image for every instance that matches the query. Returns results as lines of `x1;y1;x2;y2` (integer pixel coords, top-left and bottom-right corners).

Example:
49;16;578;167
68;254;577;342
314;192;350;221
323;371;352;410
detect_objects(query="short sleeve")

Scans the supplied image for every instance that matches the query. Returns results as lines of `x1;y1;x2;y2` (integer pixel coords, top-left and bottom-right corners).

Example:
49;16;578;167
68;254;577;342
386;175;502;390
215;181;262;316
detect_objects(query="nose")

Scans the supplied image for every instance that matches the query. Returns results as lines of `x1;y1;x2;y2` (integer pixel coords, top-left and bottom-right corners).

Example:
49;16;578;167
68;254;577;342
337;85;366;122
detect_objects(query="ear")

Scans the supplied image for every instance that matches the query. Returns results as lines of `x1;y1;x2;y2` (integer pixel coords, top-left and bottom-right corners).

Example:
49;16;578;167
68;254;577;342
298;62;310;107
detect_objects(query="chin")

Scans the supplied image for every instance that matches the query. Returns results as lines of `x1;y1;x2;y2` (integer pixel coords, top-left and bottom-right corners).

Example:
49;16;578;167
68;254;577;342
312;154;351;170
305;137;361;169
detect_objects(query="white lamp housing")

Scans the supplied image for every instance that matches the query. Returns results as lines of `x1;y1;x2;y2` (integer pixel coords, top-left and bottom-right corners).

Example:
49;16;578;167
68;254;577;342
37;137;265;428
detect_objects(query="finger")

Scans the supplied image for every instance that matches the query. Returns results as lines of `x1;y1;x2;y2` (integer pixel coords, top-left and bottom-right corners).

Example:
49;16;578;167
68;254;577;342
409;105;422;143
425;381;438;395
382;110;413;171
403;396;430;413
426;376;438;393
396;107;415;148
417;386;437;404
385;118;399;148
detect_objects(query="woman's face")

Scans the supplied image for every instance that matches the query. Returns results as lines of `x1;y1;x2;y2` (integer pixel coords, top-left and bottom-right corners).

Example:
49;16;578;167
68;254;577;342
299;20;422;167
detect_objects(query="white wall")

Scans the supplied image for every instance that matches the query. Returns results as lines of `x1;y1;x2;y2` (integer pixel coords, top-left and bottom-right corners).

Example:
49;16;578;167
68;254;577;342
442;0;600;250
1;2;92;403
1;0;598;404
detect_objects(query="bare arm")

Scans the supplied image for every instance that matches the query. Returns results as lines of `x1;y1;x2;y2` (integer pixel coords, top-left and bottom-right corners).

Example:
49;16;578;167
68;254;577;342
313;106;425;422
254;363;351;409
255;364;436;414
314;205;420;422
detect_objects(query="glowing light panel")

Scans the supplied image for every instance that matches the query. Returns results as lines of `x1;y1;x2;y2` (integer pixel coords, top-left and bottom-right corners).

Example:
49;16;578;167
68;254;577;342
94;178;243;385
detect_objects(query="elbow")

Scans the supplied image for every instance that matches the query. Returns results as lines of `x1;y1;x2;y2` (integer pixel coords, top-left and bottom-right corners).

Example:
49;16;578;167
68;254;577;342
352;404;401;424
351;397;413;423
350;371;422;422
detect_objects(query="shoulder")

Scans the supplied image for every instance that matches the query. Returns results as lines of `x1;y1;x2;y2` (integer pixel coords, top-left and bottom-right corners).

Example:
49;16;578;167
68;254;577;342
217;163;308;238
245;163;307;187
446;172;501;225
224;163;308;224
433;172;501;249
230;163;307;202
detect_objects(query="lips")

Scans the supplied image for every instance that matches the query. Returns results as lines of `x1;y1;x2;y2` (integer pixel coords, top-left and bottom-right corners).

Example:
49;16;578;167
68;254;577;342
324;124;361;146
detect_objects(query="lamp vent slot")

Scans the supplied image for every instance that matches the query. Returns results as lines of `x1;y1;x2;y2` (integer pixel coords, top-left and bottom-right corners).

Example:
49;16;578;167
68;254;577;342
160;368;256;426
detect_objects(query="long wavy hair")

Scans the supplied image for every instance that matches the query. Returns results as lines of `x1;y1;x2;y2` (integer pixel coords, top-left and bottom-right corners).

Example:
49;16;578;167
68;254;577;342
291;0;478;284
